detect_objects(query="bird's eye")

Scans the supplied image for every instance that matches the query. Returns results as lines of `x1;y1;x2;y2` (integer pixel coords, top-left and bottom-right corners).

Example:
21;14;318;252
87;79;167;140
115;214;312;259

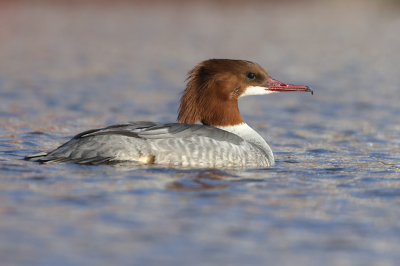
247;72;256;80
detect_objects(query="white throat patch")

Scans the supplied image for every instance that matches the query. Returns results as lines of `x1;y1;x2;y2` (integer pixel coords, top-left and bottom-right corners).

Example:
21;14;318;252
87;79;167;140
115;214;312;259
240;86;277;98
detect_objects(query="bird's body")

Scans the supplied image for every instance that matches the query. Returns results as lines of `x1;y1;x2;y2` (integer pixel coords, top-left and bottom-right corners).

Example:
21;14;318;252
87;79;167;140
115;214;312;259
25;59;312;168
29;122;272;167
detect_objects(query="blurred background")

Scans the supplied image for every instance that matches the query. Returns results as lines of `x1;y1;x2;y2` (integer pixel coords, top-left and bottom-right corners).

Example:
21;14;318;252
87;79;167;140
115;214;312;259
1;0;400;266
1;0;399;128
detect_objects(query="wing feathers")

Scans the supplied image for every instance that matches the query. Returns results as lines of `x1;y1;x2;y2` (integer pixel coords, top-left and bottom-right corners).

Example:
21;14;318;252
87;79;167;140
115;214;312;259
72;122;244;145
25;121;246;165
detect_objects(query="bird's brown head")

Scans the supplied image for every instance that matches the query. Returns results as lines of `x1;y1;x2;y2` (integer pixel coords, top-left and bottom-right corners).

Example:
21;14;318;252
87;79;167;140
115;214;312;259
177;59;312;127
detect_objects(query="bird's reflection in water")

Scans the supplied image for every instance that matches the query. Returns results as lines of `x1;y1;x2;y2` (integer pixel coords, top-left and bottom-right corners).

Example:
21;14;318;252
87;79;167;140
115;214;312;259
166;170;235;191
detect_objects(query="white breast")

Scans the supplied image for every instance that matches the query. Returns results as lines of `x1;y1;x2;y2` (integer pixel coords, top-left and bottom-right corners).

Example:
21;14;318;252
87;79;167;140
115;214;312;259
146;123;274;167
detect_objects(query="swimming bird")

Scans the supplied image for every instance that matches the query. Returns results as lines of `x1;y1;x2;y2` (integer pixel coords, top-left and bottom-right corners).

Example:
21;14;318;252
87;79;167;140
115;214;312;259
25;59;313;167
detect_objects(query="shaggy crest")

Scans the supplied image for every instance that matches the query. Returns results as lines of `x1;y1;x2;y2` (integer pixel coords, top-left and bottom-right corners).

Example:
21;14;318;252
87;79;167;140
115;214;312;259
177;59;261;126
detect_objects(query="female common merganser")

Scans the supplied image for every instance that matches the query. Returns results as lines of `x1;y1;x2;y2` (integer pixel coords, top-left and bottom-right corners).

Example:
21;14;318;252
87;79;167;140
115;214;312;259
25;59;312;168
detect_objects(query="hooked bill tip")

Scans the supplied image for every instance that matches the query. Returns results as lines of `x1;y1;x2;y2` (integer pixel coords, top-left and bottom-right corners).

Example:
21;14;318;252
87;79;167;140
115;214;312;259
306;86;314;95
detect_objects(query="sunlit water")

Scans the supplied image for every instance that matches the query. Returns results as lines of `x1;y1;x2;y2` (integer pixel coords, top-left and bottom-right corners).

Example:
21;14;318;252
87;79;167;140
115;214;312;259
1;1;400;265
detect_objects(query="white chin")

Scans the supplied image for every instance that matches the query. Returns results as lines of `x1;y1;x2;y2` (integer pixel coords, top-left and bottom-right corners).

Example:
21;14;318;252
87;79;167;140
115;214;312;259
240;86;277;97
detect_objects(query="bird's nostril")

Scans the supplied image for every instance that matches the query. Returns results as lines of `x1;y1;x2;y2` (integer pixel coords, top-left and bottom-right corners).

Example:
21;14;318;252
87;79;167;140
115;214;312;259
280;83;287;87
